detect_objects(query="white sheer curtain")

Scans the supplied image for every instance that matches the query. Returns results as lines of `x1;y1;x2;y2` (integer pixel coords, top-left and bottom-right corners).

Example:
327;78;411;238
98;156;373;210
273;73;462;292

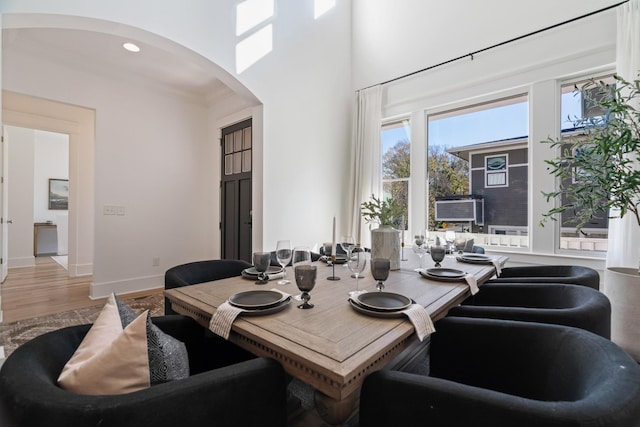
607;0;640;269
349;85;382;248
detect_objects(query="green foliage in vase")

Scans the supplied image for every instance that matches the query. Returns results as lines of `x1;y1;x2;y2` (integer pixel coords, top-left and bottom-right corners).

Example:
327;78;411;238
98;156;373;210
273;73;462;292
361;195;403;227
541;75;640;230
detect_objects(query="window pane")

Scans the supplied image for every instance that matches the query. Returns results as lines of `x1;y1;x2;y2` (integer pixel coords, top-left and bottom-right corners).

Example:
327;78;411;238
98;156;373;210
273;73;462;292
243;127;252;149
225;134;233;154
382;121;411;179
242;149;252;172
381;120;411;228
557;75;615;253
428;95;529;248
383;180;408;229
234;130;243;152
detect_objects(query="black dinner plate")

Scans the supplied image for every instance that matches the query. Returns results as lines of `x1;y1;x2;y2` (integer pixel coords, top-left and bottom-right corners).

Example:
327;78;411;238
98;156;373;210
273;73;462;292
348;298;407;318
239;297;291;316
420;268;467;282
228;290;288;309
354;292;412;312
241;266;283;278
458;254;492;264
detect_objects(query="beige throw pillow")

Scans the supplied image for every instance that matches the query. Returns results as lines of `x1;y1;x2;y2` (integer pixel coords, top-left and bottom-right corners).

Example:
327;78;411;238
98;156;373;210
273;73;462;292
57;294;151;395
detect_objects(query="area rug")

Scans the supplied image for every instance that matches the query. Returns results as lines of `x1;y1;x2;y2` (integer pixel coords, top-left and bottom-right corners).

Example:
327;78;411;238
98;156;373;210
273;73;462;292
51;255;68;270
0;294;164;359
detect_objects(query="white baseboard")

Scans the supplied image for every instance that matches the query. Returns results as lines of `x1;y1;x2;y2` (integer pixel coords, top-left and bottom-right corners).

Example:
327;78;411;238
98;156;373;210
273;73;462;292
8;256;35;269
70;262;93;277
90;274;164;299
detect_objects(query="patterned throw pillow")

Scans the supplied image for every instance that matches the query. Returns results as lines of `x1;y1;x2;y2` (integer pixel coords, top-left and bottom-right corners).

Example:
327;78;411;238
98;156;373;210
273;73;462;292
116;297;189;384
58;293;189;394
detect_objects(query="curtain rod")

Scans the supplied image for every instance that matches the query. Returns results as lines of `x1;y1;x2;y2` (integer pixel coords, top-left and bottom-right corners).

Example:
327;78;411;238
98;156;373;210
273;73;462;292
362;0;629;91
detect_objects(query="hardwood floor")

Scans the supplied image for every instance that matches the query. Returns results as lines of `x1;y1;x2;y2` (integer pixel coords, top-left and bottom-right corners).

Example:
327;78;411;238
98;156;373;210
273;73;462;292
0;257;158;323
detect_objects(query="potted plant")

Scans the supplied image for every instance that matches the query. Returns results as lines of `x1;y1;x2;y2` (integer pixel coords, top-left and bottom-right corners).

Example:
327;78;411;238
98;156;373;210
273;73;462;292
541;75;640;360
361;195;404;270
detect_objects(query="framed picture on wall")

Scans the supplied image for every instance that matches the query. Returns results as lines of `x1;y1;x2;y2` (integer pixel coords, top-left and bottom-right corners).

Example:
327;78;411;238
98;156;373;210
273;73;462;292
49;178;69;210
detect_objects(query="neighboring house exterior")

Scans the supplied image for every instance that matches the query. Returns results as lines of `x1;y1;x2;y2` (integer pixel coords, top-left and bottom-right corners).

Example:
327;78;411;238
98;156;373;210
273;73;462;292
438;135;608;238
438;137;529;236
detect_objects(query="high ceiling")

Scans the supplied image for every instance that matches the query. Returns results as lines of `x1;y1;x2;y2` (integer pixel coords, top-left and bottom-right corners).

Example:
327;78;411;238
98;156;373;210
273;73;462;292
3;27;230;101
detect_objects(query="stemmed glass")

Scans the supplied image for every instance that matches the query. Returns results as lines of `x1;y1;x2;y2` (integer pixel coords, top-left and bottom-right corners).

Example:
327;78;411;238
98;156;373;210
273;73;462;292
412;231;428;269
340;235;355;258
252;252;271;285
370;258;390;292
445;230;456;254
292;246;311;300
347;247;367;296
294;265;317;309
275;240;292;285
430;244;446;268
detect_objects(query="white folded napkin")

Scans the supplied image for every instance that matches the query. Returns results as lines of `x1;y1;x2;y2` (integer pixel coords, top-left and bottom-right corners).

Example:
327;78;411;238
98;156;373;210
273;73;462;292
349;292;436;342
402;304;436;341
266;271;285;280
209;301;244;339
492;259;502;277
465;273;479;295
209;288;290;339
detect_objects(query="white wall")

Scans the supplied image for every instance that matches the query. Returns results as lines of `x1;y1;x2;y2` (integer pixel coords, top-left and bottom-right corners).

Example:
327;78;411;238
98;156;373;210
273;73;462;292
352;0;623;90
33;130;69;222
0;1;353;297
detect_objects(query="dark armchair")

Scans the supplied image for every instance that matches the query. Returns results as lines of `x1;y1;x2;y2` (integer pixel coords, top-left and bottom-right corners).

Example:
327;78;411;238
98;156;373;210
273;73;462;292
448;283;611;338
488;265;600;289
0;315;287;427
360;317;640;427
164;259;251;315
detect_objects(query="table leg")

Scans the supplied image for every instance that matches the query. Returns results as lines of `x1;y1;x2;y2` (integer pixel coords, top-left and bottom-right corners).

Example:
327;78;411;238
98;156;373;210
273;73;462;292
314;390;358;426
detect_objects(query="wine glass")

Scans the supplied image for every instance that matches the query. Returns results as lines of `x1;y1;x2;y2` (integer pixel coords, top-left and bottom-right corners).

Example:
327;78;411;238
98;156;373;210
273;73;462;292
292;246;311;300
445;230;456;254
252;252;271;285
347;247;367;296
454;236;467;255
430;245;446;268
275;240;292;285
340;235;355;258
412;231;428;269
294;265;317;309
370;258;390;292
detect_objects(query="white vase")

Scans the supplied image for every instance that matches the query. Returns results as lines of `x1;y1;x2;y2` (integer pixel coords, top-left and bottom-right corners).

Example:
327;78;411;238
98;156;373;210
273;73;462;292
371;225;401;270
603;267;640;361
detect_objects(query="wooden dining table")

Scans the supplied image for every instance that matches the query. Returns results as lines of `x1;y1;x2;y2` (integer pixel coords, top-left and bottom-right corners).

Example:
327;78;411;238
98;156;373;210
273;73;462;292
164;253;508;426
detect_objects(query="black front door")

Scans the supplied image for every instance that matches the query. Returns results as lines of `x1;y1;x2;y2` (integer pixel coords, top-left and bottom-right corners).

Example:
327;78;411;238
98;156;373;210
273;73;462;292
220;119;252;263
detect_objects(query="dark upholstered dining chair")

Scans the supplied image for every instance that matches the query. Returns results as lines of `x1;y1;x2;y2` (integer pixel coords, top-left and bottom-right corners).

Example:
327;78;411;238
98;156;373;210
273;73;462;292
359;317;640;427
487;265;600;289
164;259;251;315
0;315;288;427
447;283;611;338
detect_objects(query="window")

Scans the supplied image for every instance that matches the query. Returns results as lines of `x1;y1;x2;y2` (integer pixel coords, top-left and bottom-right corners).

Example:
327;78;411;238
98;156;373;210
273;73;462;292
485;155;508;187
556;74;616;253
381;120;411;230
427;95;528;247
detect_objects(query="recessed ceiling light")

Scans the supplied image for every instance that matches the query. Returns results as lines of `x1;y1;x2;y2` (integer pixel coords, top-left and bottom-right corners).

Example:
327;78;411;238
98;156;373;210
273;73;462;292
122;42;140;53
